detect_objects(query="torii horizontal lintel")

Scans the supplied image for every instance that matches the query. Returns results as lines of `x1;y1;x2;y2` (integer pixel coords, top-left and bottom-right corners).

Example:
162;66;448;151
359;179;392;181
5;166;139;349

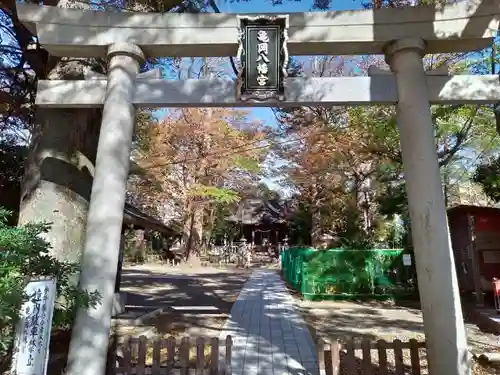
35;75;500;108
16;1;500;57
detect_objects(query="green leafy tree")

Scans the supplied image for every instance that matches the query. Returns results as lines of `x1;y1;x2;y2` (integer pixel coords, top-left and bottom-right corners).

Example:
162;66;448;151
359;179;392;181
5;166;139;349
0;208;100;365
0;143;27;224
472;158;500;203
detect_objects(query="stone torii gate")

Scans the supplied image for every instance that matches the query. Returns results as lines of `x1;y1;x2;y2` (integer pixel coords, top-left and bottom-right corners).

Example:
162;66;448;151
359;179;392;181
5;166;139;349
16;1;500;375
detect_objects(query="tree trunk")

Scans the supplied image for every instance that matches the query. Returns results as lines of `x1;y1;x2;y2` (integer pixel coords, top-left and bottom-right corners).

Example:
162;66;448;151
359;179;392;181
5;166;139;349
17;0;105;265
183;203;203;260
192;204;203;252
15;0;106;267
310;186;322;247
18;107;102;264
132;229;146;262
311;207;322;248
182;201;193;257
205;205;215;248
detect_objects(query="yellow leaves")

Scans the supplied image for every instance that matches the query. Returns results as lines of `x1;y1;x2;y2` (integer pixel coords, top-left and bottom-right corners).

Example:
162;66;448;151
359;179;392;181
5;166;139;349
187;184;240;204
130;107;265;218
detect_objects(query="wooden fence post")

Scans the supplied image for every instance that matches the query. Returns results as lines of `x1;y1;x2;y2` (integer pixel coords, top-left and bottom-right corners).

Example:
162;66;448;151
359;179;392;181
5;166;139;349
166;336;175;373
316;338;426;375
114;335;233;375
225;335;232;375
137;336;147;375
409;338;421;375
180;337;189;375
123;336;132;375
377;339;389;375
196;337;205;375
329;341;341;375
317;339;326;375
210;337;219;375
151;338;161;375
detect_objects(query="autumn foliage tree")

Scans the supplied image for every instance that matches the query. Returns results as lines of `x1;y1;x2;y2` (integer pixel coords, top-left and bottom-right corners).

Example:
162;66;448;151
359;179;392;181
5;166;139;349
131;108;267;259
272;48;498;247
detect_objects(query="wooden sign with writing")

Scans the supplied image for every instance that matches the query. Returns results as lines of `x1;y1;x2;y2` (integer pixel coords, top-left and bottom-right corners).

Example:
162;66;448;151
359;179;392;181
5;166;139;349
236;15;289;102
11;277;57;375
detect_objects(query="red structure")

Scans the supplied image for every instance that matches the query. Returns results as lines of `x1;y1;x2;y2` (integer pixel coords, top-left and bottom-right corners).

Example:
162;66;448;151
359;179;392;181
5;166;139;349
448;205;500;304
493;279;500;313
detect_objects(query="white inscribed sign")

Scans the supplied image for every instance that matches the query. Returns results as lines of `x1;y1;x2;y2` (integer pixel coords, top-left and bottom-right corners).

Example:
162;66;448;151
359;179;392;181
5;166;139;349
402;254;412;266
12;277;57;375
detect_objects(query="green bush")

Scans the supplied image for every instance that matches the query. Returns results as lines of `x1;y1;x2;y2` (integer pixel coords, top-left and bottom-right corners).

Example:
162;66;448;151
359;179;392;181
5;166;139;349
0;208;100;363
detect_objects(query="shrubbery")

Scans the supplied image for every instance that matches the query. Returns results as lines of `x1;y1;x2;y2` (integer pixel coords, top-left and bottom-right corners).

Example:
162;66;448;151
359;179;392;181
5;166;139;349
0;208;100;365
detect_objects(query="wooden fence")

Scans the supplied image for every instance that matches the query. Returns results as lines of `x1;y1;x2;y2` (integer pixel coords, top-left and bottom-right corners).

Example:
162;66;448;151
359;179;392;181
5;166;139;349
113;335;232;375
318;338;427;375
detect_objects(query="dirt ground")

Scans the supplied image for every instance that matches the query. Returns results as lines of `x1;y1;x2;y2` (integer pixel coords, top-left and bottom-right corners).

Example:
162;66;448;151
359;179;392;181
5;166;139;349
293;297;500;375
116;263;251;339
294;299;498;350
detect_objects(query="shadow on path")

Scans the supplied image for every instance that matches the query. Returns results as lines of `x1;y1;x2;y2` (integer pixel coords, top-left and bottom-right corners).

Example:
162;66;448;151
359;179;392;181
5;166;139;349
219;269;319;375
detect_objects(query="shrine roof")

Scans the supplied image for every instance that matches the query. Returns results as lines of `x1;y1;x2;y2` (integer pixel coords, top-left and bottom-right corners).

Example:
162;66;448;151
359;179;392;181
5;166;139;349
226;197;290;226
123;203;182;235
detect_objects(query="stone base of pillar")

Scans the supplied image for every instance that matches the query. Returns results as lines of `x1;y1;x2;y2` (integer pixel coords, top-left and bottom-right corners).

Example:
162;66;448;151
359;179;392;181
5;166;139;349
112;292;127;316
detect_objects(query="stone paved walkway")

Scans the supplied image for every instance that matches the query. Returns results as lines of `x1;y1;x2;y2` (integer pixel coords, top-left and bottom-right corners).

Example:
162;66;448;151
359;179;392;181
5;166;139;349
219;269;319;375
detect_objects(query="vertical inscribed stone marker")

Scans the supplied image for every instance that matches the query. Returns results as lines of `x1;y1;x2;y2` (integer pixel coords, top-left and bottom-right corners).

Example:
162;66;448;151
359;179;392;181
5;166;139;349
11;277;57;375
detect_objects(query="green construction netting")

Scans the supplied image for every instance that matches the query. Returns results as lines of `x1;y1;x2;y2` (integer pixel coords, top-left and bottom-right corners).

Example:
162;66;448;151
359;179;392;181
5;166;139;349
280;247;417;301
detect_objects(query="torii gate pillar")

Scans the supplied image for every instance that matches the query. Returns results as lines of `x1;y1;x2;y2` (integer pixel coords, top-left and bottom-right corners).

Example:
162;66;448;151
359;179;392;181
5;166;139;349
66;43;145;375
385;38;470;375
